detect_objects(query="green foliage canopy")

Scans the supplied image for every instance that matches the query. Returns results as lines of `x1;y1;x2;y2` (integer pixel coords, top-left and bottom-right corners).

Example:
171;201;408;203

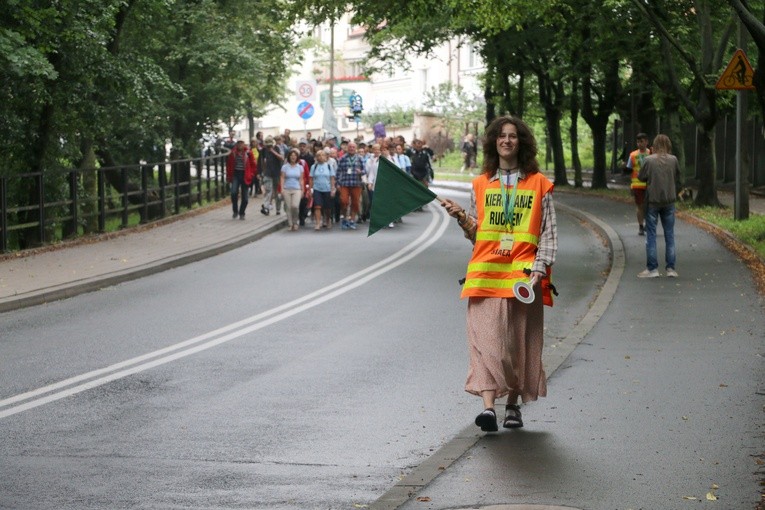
0;0;298;176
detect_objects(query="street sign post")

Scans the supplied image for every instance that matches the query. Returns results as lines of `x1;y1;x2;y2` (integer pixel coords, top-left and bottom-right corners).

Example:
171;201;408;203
297;101;314;138
295;80;317;103
297;101;315;120
715;49;755;91
348;92;363;138
716;49;754;220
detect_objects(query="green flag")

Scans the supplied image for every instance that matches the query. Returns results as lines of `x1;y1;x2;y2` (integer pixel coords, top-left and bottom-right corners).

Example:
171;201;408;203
368;156;438;236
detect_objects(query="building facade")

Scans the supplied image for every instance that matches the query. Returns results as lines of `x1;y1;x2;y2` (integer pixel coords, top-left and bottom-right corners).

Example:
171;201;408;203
252;14;485;143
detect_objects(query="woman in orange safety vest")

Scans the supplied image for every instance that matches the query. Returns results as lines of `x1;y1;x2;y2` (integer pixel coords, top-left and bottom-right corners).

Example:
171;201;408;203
441;116;558;432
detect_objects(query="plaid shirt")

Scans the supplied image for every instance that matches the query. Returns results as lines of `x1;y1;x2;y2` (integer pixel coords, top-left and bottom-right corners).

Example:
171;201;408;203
463;170;557;274
336;154;366;187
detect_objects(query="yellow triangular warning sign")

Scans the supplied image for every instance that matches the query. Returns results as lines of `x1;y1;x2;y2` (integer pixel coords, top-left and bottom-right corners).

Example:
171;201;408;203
716;49;755;90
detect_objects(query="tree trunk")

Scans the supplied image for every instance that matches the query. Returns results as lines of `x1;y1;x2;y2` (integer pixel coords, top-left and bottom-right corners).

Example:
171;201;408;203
546;107;568;186
75;141;98;235
484;79;496;125
497;62;513;115
20;97;57;248
581;57;620;190
570;79;583;187
517;71;525;119
536;72;568;186
694;125;721;206
247;105;255;143
591;118;609;189
691;85;721;206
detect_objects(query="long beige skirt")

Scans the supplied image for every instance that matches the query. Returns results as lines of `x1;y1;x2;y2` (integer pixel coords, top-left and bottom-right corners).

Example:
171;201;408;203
465;293;547;403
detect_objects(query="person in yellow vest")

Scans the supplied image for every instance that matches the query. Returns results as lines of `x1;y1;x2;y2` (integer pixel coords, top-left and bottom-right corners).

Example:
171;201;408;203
625;133;651;235
440;116;558;432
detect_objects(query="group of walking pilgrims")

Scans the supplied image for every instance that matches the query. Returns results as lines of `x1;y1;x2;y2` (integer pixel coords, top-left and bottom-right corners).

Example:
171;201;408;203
225;129;435;231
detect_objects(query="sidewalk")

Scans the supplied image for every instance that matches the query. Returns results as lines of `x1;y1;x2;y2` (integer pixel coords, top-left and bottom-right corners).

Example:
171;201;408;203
383;191;765;510
0;195;286;312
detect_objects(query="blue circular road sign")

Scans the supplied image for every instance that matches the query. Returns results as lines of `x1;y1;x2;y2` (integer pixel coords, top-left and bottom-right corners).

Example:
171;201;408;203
297;101;315;120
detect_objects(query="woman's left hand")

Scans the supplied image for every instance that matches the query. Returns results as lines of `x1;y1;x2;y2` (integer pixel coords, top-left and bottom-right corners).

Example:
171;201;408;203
529;271;544;288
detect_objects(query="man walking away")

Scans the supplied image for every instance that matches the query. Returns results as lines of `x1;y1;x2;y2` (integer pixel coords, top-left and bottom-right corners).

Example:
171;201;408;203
226;140;257;220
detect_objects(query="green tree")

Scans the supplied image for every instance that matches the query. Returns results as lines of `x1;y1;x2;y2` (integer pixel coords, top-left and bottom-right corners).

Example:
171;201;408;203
364;104;415;128
628;0;736;206
422;82;485;144
0;0;298;246
727;0;765;124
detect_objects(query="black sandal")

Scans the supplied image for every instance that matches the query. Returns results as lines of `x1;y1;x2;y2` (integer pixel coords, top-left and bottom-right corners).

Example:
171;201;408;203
503;404;523;429
475;408;498;432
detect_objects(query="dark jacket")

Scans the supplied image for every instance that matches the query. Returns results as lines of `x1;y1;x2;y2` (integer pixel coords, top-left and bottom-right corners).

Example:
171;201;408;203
409;147;434;180
258;146;284;180
638;154;682;207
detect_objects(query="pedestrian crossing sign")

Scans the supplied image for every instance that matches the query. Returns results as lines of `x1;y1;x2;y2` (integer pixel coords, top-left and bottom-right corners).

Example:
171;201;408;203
716;49;755;90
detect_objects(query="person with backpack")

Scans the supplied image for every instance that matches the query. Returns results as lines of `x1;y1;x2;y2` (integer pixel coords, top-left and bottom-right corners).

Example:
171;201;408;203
309;149;336;230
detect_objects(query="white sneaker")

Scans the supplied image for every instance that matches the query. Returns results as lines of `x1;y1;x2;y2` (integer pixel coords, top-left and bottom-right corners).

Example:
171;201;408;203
666;268;678;278
637;269;660;278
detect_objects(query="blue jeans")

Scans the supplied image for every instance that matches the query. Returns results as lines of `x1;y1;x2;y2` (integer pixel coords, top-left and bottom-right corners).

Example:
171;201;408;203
645;204;676;271
231;171;248;216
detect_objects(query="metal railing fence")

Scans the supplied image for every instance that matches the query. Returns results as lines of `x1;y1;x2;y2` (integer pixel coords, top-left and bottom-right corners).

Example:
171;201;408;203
0;152;229;253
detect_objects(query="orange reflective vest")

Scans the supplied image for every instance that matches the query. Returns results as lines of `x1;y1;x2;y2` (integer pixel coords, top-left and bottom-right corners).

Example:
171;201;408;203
628;149;650;189
461;171;554;306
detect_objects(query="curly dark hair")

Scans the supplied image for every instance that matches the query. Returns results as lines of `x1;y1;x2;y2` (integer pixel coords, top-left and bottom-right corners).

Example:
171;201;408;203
481;116;540;176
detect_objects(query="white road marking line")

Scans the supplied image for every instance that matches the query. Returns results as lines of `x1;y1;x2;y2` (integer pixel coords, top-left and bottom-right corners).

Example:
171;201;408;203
0;205;450;419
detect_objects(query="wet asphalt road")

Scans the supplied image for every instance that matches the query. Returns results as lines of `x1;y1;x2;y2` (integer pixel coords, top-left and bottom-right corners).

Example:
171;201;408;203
1;190;612;509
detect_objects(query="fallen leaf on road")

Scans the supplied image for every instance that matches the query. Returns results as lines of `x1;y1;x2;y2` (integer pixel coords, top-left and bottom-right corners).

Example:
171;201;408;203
682;496;697;500
711;484;719;489
353;504;368;508
706;491;718;501
416;496;432;502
